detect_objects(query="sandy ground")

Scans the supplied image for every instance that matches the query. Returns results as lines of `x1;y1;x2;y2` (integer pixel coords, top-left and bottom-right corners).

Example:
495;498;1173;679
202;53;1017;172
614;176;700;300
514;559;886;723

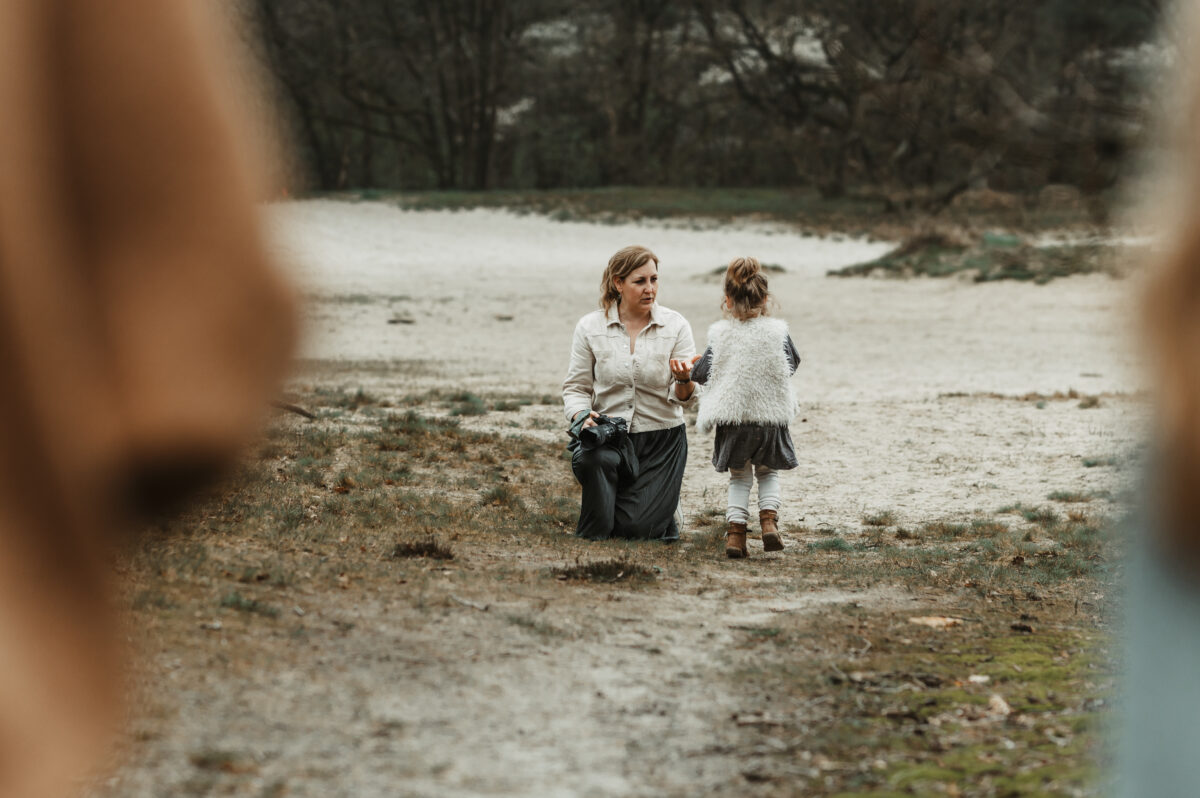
274;200;1146;529
93;202;1144;797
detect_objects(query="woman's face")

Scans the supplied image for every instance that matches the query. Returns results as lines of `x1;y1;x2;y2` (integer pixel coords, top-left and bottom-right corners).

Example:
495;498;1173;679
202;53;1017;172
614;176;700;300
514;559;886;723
615;261;658;311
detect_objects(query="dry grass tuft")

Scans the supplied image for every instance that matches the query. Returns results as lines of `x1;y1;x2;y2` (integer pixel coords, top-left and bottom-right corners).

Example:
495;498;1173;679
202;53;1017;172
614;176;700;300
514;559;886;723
552;557;654;583
390;538;455;560
862;510;897;527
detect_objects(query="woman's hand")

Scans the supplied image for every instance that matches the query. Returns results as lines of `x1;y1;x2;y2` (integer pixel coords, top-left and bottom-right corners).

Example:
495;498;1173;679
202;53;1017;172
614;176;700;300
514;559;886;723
670;354;701;401
577;410;600;429
669;354;702;382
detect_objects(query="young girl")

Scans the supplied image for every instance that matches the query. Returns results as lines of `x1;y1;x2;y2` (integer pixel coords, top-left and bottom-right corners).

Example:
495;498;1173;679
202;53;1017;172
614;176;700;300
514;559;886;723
687;257;800;558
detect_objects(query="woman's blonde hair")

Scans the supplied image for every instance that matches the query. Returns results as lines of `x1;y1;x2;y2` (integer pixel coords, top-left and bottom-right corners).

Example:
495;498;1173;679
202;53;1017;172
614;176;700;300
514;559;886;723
723;256;770;321
600;245;658;314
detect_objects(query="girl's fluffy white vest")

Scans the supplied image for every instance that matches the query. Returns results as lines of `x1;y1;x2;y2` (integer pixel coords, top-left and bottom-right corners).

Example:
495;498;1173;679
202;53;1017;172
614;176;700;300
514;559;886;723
696;317;797;433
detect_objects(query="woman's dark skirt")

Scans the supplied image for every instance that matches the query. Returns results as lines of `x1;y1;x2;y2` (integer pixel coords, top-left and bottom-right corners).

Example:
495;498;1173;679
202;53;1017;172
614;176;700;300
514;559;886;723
570;424;686;541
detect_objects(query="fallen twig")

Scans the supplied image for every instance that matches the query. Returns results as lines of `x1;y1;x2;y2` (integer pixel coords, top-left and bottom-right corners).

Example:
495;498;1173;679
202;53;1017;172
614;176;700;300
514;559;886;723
449;594;489;612
270;400;316;420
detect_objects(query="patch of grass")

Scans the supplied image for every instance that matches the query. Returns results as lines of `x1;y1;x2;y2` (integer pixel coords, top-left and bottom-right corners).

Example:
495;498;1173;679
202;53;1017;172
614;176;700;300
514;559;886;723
691;507;726;527
333;186;1106;240
862;510;897;527
387;187;886;232
552;557;654;583
808;536;853;552
480;484;524;509
1048;490;1091;503
831;232;1122;284
1022;506;1061;526
219;591;280;619
970;518;1008;536
390;538;455;560
1082;455;1119;468
857;528;887;550
449;392;488;416
367;412;496;466
690;508;731;554
730;595;1114;796
1077;395;1101;409
921;520;970;538
1001;503;1060;526
311;386;377;411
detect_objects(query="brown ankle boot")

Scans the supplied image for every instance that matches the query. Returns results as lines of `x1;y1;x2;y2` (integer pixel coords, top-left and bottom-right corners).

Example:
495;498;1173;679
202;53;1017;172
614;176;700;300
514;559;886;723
725;522;748;559
760;509;783;552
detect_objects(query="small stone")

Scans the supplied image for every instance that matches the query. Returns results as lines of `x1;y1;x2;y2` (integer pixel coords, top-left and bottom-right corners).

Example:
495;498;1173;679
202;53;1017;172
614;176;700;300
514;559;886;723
987;694;1012;717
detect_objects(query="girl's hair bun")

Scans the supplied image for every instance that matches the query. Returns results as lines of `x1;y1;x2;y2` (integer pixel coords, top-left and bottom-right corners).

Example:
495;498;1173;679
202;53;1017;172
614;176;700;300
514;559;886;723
723;256;770;320
729;256;760;281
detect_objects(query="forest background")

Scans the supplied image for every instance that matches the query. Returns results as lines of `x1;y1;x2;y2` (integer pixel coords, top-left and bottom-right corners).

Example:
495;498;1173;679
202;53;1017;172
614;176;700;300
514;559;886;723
245;0;1164;213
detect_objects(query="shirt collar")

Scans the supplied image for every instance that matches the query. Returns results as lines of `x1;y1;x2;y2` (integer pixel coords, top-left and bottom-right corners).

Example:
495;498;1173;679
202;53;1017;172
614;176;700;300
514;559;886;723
606;302;663;328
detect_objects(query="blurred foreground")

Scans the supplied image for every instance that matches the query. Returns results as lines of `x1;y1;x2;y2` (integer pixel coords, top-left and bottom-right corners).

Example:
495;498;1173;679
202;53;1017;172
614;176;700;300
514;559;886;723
93;202;1139;796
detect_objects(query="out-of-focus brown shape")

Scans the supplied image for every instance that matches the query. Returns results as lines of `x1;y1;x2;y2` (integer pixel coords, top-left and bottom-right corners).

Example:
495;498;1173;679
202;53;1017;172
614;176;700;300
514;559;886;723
1144;2;1200;570
0;2;295;796
1145;228;1200;565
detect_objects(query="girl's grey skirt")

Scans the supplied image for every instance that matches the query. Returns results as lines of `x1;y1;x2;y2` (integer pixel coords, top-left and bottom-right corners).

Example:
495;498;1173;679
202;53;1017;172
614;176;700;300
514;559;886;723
711;423;797;472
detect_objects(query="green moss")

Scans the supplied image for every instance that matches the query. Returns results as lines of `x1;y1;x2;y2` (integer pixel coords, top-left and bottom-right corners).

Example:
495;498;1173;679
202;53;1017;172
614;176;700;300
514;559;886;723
831;237;1121;284
809;537;853;552
887;764;963;789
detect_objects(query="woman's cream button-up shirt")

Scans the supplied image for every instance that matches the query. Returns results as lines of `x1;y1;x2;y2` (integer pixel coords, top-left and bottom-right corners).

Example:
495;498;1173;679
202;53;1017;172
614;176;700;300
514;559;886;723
562;303;697;433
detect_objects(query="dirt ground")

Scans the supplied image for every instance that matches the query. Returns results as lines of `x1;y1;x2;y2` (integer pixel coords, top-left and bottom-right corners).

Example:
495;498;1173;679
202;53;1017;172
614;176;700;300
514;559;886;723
89;203;1143;797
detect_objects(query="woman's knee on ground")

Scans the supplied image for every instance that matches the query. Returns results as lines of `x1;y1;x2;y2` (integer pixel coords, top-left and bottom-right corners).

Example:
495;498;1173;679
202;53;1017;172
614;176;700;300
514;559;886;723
571;445;621;479
612;517;658;539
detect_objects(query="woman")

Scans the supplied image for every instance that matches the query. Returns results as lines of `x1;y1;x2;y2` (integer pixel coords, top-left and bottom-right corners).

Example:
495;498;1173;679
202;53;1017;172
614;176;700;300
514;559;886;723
562;245;698;540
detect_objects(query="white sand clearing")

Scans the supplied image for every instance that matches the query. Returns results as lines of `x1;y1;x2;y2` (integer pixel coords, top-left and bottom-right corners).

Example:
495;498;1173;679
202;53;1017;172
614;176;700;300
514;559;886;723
268;199;1146;530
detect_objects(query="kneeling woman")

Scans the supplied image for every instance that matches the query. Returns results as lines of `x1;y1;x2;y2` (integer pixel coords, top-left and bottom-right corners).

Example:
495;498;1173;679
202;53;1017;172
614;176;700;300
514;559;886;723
562;245;698;541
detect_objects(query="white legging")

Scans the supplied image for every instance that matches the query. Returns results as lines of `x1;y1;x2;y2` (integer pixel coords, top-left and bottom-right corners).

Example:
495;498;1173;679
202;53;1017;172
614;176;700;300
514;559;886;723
726;461;781;524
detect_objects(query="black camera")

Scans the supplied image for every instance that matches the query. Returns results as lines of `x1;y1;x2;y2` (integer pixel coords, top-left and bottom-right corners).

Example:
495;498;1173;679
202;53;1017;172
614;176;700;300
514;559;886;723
578;414;628;451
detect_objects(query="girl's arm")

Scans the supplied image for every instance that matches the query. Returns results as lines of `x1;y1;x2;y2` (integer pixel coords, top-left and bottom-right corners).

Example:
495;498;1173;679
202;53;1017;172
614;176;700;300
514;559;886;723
562;320;595;423
785;335;801;376
690;347;714;385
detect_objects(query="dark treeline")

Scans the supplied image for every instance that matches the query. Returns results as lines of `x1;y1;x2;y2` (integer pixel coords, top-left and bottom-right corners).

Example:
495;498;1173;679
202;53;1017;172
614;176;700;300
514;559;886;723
250;0;1163;206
